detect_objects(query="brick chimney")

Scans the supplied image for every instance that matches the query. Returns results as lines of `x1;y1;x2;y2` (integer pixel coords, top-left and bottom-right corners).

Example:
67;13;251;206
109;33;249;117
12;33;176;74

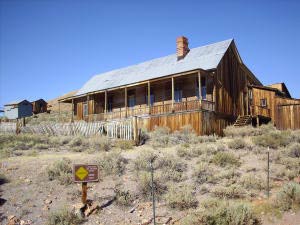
176;36;190;60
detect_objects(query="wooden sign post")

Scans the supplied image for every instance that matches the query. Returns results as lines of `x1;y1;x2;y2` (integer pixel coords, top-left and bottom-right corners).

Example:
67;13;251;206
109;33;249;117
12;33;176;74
73;164;99;205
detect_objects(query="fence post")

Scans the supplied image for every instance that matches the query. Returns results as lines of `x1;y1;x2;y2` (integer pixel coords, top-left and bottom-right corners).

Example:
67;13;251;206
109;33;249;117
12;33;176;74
150;158;156;225
267;147;270;198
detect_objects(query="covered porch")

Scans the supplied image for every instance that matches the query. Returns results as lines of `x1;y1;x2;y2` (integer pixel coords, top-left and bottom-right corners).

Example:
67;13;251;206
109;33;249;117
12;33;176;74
60;70;217;122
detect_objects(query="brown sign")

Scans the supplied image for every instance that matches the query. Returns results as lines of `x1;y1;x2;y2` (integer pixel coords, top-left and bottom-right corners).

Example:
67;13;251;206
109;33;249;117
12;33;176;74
73;164;99;182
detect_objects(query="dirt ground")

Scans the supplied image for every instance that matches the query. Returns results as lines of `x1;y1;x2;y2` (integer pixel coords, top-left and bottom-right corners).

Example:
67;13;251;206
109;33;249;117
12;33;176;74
1;146;299;225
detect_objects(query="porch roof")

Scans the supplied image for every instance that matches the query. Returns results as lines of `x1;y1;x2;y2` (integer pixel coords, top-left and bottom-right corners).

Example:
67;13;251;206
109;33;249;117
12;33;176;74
76;39;233;96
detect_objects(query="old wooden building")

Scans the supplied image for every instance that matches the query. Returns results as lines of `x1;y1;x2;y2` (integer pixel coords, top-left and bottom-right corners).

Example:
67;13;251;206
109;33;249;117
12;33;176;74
4;100;33;120
32;99;48;114
59;37;300;135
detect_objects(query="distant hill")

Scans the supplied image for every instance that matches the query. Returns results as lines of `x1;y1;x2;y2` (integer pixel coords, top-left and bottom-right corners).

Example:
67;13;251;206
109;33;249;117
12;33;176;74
47;90;77;112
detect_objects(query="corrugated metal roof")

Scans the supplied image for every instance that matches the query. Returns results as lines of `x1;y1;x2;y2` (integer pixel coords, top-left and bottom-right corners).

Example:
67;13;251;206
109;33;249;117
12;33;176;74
76;39;233;96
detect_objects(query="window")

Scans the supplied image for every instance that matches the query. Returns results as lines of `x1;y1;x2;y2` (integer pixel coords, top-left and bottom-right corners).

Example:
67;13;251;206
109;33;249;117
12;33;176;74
83;103;88;116
108;96;113;112
128;95;135;108
260;98;267;107
174;88;182;102
146;94;155;106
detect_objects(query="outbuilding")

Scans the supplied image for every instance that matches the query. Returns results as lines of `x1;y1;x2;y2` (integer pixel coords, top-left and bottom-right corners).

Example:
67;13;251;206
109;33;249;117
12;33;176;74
32;98;48;114
4;100;33;119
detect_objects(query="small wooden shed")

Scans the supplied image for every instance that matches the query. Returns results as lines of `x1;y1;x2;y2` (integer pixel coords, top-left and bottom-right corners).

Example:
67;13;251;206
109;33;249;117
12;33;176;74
4;100;33;119
32;99;48;114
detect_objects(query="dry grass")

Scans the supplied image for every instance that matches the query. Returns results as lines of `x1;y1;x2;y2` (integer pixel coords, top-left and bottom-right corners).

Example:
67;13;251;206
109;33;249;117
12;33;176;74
47;207;84;225
97;151;128;176
165;184;197;209
47;158;73;185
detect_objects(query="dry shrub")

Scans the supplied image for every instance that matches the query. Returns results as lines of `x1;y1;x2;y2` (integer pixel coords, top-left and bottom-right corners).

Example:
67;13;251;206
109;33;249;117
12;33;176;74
193;162;215;184
47;158;72;185
291;130;300;143
179;200;261;225
227;138;247;149
134;150;158;171
211;184;246;199
115;140;134;150
212;152;240;167
197;135;218;143
252;130;291;149
89;136;112;152
224;125;261;137
0;173;9;185
275;182;300;211
69;136;87;147
114;187;134;206
97;151;127;176
239;173;265;190
287;143;300;158
150;126;170;148
47;207;84;225
169;125;197;145
137;171;167;198
134;150;186;182
165;184;197;209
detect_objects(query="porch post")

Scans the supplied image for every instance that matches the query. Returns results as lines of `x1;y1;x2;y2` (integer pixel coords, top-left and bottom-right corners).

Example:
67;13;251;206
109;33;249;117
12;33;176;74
198;71;202;102
213;73;216;111
171;77;174;111
104;90;107;114
148;81;151;114
125;87;128;118
71;99;74;123
87;95;90;122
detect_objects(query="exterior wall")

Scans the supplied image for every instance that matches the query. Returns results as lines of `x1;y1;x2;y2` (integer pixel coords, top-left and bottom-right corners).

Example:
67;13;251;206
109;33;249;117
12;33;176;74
215;44;260;117
4;105;19;119
251;88;275;118
32;100;47;114
18;102;33;118
144;111;233;136
276;104;300;130
4;102;32;119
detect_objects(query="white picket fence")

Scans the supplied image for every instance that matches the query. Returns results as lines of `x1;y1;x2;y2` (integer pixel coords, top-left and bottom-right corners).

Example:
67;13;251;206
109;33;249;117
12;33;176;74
0;119;134;140
105;120;133;140
0;122;16;133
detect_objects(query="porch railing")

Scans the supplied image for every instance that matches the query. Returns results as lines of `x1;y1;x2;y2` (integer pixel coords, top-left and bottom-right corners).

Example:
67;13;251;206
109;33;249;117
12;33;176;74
84;99;215;122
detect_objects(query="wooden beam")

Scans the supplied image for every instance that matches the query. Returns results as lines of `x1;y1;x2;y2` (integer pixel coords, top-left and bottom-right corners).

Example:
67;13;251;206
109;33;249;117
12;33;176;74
71;99;74;123
125;87;127;118
104;90;107;114
213;75;216;110
198;71;202;101
148;81;151;114
171;77;174;110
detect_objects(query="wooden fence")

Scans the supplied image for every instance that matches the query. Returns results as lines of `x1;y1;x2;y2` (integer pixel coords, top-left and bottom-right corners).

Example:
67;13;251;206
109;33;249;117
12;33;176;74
276;104;300;130
0;119;135;140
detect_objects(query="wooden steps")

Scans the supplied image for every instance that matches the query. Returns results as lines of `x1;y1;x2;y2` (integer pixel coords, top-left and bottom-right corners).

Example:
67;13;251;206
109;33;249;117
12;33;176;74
233;115;252;127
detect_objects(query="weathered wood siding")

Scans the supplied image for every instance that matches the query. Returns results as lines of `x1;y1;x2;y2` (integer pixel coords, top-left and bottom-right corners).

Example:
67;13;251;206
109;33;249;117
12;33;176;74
276;104;300;130
251;88;274;118
145;111;233;136
215;44;260;117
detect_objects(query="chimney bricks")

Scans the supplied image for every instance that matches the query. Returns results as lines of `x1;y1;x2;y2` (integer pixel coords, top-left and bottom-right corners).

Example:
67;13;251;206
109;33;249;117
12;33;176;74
177;36;189;60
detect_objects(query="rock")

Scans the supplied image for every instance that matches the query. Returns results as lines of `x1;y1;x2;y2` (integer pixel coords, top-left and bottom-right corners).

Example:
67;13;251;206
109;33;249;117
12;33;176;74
7;215;20;225
24;179;31;184
72;203;86;219
44;199;52;205
43;205;50;211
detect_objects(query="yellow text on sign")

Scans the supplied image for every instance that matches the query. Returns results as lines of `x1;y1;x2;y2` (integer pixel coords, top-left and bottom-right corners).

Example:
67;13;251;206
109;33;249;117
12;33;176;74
75;166;89;180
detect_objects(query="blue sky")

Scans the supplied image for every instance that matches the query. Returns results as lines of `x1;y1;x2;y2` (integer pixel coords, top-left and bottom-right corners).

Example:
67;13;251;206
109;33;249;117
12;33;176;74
0;0;299;108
